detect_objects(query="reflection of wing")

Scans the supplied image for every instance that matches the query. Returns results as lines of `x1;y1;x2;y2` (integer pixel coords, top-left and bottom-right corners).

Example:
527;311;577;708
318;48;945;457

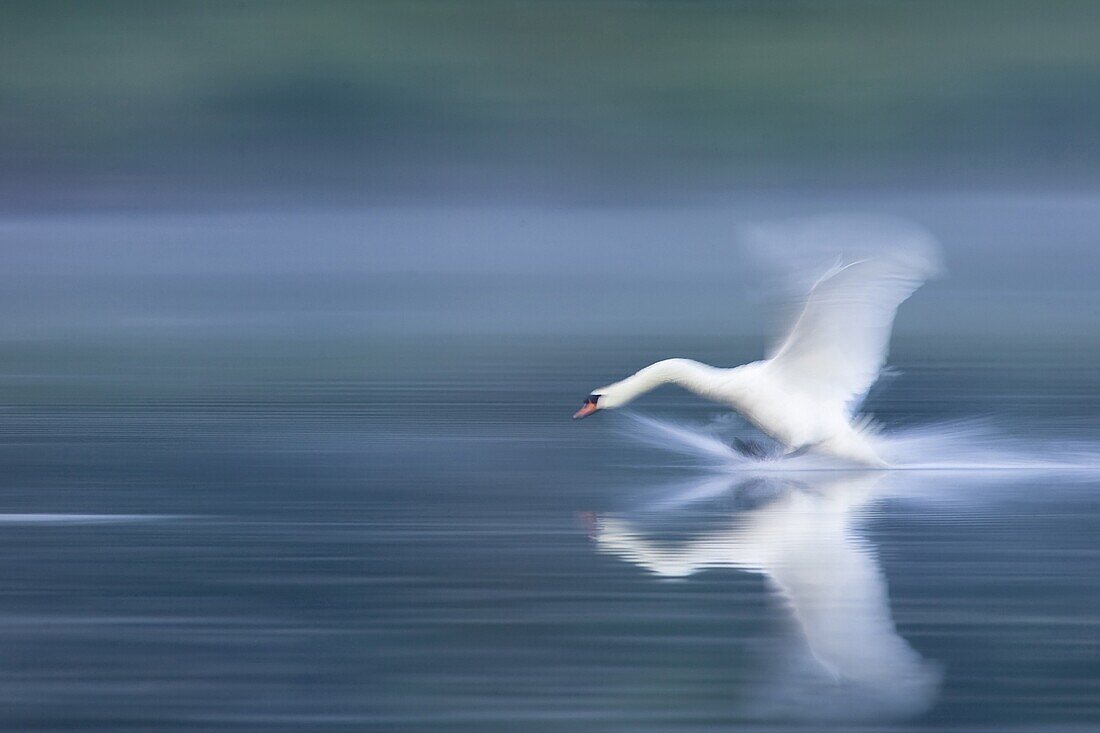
756;496;928;688
746;217;941;412
594;473;937;699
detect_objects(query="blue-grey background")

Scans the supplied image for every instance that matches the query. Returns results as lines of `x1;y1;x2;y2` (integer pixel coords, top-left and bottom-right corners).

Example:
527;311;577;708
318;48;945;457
2;2;1100;731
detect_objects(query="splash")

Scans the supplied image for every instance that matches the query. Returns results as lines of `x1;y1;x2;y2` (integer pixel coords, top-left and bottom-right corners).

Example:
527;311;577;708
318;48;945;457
617;411;1100;474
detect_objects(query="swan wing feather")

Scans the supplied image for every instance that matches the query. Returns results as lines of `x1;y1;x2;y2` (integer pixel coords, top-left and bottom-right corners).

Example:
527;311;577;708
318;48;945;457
766;247;937;413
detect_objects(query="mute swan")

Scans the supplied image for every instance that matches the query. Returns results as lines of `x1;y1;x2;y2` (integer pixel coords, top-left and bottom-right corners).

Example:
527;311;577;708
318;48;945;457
573;218;940;468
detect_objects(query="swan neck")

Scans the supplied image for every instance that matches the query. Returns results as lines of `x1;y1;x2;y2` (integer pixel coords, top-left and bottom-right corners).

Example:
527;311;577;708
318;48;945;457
600;358;722;408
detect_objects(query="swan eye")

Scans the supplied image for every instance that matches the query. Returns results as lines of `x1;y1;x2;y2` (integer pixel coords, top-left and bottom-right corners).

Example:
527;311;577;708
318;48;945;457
585;394;600;405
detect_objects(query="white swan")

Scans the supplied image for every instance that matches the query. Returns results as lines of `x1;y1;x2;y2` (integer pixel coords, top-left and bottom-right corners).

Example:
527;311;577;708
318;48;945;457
573;218;940;467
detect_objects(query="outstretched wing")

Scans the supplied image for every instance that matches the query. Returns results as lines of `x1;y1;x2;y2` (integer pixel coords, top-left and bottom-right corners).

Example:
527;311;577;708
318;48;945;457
758;218;940;412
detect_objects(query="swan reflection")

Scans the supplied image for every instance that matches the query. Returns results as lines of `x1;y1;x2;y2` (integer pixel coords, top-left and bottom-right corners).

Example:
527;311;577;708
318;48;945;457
591;471;940;718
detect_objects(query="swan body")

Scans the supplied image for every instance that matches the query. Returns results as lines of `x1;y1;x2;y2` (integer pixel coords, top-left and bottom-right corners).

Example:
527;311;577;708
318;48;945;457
574;219;940;468
590;357;885;466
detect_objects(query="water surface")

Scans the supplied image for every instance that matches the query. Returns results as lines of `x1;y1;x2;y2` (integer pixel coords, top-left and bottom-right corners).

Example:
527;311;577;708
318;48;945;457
0;334;1098;731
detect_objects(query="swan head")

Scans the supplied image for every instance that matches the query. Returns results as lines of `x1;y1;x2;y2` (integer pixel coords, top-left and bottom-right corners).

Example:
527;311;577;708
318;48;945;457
572;393;602;420
574;366;669;419
573;378;634;419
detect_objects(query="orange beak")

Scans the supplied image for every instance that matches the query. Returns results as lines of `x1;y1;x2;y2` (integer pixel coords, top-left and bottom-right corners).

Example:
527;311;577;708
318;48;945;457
573;401;599;420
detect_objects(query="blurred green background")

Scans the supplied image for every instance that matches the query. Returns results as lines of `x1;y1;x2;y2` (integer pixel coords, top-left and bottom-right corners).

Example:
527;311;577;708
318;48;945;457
4;1;1100;209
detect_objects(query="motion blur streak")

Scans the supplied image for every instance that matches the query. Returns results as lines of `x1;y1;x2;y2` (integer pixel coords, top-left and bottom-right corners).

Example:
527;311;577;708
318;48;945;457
2;2;1100;731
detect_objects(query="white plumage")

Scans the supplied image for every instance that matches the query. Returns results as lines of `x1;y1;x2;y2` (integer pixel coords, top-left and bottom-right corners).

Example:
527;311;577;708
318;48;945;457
574;217;941;467
592;472;939;709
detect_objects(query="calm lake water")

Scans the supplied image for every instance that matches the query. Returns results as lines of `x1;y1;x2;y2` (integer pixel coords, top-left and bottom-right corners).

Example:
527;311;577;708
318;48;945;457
1;334;1098;731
